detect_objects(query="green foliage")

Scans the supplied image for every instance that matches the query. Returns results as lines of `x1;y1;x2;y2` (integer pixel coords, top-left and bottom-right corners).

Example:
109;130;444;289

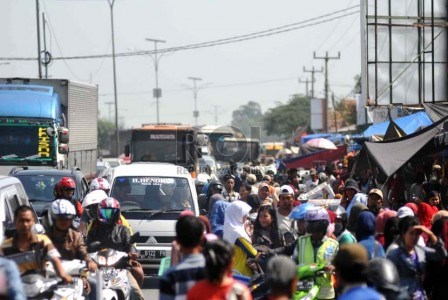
231;101;264;137
98;118;115;151
263;95;311;136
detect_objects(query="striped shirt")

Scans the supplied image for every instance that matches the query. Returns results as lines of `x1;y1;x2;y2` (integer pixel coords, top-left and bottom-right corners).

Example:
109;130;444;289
1;234;60;275
159;253;205;300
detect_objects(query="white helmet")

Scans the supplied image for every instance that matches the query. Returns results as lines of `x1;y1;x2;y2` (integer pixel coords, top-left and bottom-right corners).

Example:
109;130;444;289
51;199;76;220
83;190;108;208
89;178;111;193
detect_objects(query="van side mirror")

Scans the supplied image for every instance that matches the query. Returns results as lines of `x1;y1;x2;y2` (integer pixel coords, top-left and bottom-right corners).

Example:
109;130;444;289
197;146;202;158
88;241;101;253
125;145;130;157
58;144;69;155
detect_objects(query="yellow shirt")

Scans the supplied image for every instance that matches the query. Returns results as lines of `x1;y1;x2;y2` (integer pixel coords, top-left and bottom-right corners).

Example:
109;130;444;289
232;237;257;277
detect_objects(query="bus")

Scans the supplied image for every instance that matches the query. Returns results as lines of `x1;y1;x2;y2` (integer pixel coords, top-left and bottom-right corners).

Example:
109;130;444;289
125;124;202;177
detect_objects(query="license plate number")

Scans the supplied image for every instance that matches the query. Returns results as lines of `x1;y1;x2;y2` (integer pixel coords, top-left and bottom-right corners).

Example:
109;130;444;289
139;250;167;259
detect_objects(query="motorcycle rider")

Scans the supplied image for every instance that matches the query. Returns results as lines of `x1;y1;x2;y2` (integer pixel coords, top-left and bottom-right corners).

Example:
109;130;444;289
89;177;111;194
294;207;339;300
53;177;83;217
86;197;144;300
1;205;72;283
46;199;96;296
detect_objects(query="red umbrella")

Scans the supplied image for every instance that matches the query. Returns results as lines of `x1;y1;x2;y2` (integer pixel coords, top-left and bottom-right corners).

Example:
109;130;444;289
305;138;337;150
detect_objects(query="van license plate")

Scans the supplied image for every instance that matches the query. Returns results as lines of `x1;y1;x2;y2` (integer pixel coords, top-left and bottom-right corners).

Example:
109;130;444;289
139;250;167;259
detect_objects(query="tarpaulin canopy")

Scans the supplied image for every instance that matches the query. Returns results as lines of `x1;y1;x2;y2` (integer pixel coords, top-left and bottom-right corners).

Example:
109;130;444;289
362;111;432;137
283;145;347;170
354;116;447;177
300;133;344;145
423;102;448;122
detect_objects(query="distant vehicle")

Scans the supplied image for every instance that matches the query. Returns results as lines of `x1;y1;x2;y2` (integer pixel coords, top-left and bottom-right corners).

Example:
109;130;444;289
10;167;89;216
261;142;284;157
0;175;38;243
198;125;260;163
0;78;98;180
109;163;199;276
125;124;202;177
96;160;111;177
198;154;218;175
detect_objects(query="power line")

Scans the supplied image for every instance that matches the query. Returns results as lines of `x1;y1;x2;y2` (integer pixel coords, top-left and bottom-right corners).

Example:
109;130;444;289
0;6;359;61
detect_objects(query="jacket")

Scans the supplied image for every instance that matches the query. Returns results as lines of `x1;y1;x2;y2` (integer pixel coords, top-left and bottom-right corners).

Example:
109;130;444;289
296;235;339;299
46;227;91;262
387;238;447;298
87;221;135;253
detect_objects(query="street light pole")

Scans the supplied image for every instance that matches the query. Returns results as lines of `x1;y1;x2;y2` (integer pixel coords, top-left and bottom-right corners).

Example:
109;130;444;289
107;0;120;157
188;77;202;126
145;38;166;124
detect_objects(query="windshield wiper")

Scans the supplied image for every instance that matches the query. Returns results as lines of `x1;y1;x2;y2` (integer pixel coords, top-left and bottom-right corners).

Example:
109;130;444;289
0;154;18;159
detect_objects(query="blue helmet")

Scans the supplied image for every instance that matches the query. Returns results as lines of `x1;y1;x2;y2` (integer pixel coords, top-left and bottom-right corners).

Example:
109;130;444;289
289;202;314;220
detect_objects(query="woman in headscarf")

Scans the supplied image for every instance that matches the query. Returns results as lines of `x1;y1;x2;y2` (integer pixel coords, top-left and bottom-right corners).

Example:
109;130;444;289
356;211;385;260
223;200;259;277
375;209;397;247
347;202;368;235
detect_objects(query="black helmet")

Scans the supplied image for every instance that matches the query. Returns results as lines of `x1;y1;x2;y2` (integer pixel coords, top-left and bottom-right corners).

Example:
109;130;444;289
367;258;401;294
208;181;223;192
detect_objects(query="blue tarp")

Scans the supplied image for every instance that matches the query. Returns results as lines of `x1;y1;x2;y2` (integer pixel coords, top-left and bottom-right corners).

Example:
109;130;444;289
300;133;344;145
362;111;433;137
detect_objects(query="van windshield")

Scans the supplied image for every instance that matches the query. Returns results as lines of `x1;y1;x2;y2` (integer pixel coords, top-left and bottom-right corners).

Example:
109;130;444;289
111;176;194;211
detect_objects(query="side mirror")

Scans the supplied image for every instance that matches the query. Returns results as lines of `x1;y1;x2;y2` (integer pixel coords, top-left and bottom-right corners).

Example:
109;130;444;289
58;144;69;154
32;223;45;234
130;232;140;244
125;145;130;157
88;241;101;253
198;194;208;211
197;146;202;158
58;127;69;144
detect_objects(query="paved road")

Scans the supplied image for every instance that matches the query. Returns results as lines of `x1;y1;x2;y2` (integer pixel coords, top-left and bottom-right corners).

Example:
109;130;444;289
142;277;159;299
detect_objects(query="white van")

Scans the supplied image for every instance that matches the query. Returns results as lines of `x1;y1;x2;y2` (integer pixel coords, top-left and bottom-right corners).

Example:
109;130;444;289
108;163;199;276
0;176;36;244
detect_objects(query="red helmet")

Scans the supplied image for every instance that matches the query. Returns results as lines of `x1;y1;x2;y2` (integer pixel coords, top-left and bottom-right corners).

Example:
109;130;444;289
97;197;121;224
59;177;76;189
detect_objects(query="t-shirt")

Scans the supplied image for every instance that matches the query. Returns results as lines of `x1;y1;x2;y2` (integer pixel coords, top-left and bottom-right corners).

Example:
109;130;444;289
233;237;257;277
276;210;293;233
1;234;60;274
187;278;252;300
338;285;384;300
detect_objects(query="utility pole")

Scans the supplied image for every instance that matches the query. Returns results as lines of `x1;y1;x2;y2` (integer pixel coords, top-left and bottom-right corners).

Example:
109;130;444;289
298;77;312;97
35;0;42;79
105;101;114;122
303;66;323;98
107;0;120;157
332;92;338;133
188;77;202;126
146;38;166;124
211;105;219;125
314;51;340;132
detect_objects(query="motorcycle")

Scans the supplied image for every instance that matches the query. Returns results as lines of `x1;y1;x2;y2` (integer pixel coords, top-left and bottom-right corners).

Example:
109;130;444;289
45;259;86;300
89;248;131;300
249;263;328;300
293;264;327;300
21;272;84;300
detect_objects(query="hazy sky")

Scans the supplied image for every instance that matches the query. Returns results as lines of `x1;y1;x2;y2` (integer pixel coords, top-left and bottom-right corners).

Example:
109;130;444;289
1;0;361;129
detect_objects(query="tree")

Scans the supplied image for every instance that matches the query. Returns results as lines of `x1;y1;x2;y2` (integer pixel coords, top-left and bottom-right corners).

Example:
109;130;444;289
231;101;264;137
98;118;115;152
263;95;311;136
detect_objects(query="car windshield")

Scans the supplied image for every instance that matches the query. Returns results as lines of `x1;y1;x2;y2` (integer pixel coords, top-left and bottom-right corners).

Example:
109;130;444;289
111;176;194;211
14;174;78;201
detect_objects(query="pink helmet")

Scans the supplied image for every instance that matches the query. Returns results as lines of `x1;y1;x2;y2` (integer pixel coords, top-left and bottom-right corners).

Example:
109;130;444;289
90;178;111;194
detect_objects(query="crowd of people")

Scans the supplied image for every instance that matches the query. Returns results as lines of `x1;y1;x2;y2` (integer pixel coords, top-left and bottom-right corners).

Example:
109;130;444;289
172;160;448;300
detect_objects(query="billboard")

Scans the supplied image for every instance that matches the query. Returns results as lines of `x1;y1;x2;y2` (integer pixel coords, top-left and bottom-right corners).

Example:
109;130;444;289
363;0;448;106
